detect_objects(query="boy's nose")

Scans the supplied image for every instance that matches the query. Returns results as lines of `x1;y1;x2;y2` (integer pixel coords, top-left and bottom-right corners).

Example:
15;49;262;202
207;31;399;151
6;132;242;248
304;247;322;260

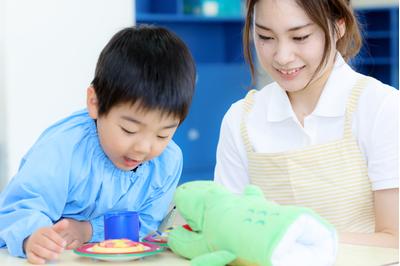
131;140;152;155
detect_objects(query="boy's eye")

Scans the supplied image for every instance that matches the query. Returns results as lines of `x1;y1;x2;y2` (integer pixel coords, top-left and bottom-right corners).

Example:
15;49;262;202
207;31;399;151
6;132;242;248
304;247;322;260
293;34;310;41
157;135;169;139
121;127;136;135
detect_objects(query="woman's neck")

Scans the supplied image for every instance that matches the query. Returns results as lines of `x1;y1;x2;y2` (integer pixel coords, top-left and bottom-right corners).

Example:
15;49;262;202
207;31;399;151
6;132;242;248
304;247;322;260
287;65;333;126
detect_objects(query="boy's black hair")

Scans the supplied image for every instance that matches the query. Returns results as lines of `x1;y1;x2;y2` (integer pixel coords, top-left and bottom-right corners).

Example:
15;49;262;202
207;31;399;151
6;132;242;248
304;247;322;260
92;24;196;122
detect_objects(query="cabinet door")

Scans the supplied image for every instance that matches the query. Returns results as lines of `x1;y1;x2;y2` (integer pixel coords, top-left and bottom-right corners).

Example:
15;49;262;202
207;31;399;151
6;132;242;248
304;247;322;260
173;64;249;183
353;7;399;88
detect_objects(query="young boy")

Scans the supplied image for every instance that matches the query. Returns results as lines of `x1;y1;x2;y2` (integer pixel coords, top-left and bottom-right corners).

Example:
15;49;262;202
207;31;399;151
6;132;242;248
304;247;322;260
0;25;196;264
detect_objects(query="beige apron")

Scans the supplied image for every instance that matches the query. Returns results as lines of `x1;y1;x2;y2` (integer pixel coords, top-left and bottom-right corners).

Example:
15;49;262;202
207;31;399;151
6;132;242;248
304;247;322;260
241;78;374;233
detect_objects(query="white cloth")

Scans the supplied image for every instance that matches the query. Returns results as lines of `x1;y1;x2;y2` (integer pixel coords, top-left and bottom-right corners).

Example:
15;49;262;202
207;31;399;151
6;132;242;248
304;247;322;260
271;214;337;266
215;54;399;193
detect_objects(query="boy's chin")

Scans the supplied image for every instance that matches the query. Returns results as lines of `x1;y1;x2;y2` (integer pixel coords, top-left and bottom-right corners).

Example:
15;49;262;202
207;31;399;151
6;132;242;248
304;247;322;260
112;161;140;172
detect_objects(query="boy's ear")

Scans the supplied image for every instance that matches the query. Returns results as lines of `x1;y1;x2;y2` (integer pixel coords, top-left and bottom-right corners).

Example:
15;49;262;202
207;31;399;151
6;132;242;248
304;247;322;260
87;86;99;119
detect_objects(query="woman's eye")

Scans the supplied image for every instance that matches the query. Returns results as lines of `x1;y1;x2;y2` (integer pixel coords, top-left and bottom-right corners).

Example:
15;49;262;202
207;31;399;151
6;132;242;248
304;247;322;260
293;34;310;41
157;135;169;139
258;34;273;41
121;127;136;135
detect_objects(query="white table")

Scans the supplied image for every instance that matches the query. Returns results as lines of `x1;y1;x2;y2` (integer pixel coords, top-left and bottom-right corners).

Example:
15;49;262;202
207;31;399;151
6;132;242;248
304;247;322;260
0;244;398;266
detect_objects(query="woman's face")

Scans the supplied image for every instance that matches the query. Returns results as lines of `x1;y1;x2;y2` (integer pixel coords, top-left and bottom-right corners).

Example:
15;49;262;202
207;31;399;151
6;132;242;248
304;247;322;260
253;0;336;92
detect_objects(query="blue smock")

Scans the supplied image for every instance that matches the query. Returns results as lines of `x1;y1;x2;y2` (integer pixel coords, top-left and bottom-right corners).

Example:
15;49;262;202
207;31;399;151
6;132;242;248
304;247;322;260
0;109;182;257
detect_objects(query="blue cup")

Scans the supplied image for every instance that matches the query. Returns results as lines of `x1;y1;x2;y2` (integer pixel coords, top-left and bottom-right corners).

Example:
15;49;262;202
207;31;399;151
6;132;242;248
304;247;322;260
104;211;140;241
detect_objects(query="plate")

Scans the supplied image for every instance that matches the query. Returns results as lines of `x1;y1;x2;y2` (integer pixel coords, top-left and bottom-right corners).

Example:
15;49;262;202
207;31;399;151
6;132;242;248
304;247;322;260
142;229;171;247
73;242;164;261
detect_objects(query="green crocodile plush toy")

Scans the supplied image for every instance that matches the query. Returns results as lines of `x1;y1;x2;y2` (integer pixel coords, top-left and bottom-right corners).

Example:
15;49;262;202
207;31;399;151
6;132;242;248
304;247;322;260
168;181;337;266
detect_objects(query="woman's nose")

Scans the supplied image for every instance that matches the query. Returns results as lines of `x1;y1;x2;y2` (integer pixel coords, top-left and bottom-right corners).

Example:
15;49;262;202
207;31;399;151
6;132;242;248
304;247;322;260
274;41;295;66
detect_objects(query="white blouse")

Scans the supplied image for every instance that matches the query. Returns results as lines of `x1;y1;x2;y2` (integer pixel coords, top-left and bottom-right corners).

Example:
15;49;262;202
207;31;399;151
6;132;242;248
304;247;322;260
214;54;399;194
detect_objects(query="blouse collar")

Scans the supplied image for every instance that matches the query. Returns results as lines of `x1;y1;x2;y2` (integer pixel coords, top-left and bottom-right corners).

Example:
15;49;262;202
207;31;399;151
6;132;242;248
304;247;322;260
266;53;359;122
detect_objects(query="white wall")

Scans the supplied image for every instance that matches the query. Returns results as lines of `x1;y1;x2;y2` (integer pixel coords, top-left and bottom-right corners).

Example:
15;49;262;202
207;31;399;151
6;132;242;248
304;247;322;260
0;0;7;189
1;0;134;187
352;0;398;7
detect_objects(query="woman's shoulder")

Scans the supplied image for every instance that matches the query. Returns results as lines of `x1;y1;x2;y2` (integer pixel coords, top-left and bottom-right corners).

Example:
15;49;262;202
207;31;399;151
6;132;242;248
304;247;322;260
362;74;398;96
226;83;277;112
358;73;398;114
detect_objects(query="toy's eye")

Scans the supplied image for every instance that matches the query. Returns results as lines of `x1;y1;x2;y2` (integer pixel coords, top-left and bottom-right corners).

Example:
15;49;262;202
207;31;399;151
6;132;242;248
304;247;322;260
243;218;252;223
248;208;255;213
258;210;268;216
256;220;266;225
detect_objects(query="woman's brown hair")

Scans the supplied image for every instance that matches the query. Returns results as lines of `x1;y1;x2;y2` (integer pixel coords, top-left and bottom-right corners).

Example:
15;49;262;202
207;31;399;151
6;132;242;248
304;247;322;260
243;0;362;86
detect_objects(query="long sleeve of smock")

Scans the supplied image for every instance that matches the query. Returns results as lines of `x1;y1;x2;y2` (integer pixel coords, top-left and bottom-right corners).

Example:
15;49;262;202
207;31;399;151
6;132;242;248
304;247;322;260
89;216;104;242
0;140;71;258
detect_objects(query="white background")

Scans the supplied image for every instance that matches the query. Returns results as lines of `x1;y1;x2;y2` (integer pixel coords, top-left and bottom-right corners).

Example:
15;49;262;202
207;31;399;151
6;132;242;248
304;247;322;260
0;0;133;188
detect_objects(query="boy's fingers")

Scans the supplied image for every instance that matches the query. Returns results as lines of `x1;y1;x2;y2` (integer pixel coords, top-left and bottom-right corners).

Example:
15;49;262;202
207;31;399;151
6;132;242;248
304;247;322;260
50;219;69;247
42;230;66;250
26;250;46;265
66;239;80;250
52;219;69;233
30;242;61;262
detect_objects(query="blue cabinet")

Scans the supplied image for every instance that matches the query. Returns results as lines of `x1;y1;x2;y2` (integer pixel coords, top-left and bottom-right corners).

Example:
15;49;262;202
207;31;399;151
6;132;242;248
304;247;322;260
352;6;399;88
135;0;250;184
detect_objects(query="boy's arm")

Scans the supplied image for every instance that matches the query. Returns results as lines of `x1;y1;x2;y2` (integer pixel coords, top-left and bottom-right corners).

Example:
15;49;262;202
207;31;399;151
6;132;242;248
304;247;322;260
88;216;104;242
0;144;70;257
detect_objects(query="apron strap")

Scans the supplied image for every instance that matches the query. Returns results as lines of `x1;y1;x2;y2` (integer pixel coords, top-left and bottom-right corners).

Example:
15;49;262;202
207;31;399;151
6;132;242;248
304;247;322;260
241;90;257;153
343;77;369;138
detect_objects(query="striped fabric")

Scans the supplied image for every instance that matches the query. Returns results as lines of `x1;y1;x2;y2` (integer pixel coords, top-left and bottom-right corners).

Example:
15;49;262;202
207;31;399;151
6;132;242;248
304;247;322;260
240;77;374;233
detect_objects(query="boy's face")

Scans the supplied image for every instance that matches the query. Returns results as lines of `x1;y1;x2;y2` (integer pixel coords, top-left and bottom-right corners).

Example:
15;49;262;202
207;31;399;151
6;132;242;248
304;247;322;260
87;87;180;171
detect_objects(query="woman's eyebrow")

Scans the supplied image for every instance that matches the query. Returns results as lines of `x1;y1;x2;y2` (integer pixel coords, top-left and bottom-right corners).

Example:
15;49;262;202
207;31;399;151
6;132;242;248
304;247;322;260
255;22;313;32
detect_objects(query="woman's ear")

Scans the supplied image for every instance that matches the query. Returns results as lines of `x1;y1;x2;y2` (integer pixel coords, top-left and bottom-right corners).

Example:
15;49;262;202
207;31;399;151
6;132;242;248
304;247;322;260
87;86;99;119
336;18;346;41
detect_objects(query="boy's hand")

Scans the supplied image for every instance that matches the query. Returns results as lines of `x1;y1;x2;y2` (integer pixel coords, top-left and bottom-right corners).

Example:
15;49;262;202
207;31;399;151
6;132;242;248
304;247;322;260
54;218;92;250
23;219;92;264
23;221;68;264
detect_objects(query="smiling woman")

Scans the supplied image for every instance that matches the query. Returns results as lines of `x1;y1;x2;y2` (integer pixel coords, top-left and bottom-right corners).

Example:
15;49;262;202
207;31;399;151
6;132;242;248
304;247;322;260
214;0;399;248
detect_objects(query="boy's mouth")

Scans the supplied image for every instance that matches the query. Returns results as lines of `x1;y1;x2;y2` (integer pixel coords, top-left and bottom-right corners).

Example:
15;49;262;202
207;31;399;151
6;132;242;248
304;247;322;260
123;156;141;168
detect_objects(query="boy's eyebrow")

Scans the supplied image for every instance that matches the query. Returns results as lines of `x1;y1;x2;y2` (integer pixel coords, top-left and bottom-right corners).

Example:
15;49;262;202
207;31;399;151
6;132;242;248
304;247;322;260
255;22;313;32
121;115;179;129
